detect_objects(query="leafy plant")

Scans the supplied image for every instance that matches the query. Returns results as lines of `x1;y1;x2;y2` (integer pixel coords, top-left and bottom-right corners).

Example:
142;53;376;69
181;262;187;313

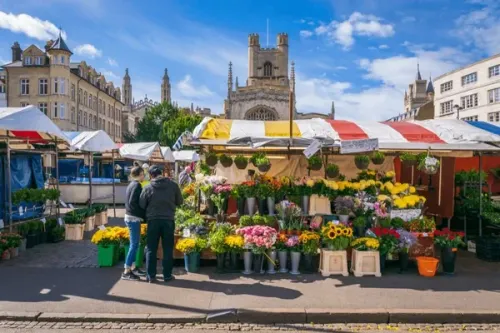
250;152;266;166
256;183;272;199
46;189;61;201
234;155;248;169
50;225;65;242
379;217;392;228
482;211;500;226
326;163;339;178
12;189;29;205
354;155;370;170
370;151;385;165
434;228;465;248
16;223;30;237
252;214;265;226
208;222;233;253
219;154;233;168
353;216;366;228
491;168;500;180
455;169;488;186
91;204;108;213
64;211;85;224
263;215;276;227
391;217;405;229
239;215;253;227
205;152;218;166
307;155;323;170
400;152;418;165
255;154;270;167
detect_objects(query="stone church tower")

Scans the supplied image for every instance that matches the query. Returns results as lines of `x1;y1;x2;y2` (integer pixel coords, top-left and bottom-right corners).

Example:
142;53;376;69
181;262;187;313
122;68;132;107
404;64;434;113
224;33;293;120
161;68;171;103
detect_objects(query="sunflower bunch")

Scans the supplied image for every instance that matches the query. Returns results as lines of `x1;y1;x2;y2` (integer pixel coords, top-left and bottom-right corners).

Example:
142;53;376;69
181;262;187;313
351;237;380;251
321;222;353;251
299;231;321;255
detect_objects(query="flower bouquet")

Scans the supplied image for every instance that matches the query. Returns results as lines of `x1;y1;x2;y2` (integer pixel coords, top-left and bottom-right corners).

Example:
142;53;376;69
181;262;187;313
334;196;354;223
224;234;245;271
91;227;121;267
237;225;277;274
396;228;417;272
371;227;400;270
321;222;353;251
434;228;465;274
276;201;302;234
285;235;302;274
176;237;208;273
351;237;380;251
210;183;232;220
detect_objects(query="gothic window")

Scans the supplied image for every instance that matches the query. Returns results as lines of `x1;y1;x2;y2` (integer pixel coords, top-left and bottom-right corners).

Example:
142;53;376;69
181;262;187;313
263;62;273;77
244;107;278;121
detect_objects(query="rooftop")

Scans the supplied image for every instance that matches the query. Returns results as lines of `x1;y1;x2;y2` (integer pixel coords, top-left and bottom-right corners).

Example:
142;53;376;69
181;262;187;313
434;52;500;81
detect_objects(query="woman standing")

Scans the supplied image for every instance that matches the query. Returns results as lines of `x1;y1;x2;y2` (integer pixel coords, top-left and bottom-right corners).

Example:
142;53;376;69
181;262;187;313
122;166;146;281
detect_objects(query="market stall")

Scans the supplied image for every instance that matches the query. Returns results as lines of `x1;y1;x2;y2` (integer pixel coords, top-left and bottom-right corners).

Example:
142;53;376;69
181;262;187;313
58;130;118;206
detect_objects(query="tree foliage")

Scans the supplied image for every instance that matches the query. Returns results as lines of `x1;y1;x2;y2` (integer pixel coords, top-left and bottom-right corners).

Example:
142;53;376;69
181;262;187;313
126;102;202;148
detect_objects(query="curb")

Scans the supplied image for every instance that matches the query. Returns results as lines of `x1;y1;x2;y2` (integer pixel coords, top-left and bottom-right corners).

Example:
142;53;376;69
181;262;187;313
1;309;500;324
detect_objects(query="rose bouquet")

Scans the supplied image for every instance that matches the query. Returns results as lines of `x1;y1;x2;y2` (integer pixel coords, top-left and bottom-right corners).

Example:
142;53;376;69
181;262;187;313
434;228;465;249
236;225;277;254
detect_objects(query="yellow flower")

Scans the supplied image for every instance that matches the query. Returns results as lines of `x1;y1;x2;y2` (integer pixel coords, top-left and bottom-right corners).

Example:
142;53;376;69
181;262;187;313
385;171;395;178
409;186;416;194
377;194;389;202
176;238;196;253
306;179;315;187
224;235;244;249
420;196;427;203
384;182;394;190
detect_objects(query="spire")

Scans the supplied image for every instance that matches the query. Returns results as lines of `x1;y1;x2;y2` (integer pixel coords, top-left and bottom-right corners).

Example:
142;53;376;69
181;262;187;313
163;68;169;80
416;62;422;80
161;68;171;103
331;101;335;120
227;61;233;98
290;61;296;92
124;68;130;78
235;76;239;88
426;75;435;94
48;28;72;55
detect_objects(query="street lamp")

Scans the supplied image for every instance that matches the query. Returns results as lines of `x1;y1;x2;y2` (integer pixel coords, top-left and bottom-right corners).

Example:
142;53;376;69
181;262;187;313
453;104;463;120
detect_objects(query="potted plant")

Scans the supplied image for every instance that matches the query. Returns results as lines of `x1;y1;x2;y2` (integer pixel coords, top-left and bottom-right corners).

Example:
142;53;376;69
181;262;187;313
224;234;244;271
234;155;248;170
434;228;465;275
91;227;120;267
418;155;440;175
92;204;108;226
319;222;352;276
2;233;22;258
0;238;10;260
350;237;382;277
16;223;29;252
299;231;321;273
46;218;64;243
267;178;282;215
354;155;370;170
400;152;418;166
371;227;400;271
369;151;385;165
285;235;301;275
308;155;323;171
210;184;232;220
237;225;277;275
219;154;233;168
83;207;97;232
396;229;417;273
26;221;40;249
176;237;208;273
64;210;85;240
205;152;218;167
326;163;340;179
334;196;354;223
255;155;271;173
209;222;233;273
353;216;366;237
239;215;253;227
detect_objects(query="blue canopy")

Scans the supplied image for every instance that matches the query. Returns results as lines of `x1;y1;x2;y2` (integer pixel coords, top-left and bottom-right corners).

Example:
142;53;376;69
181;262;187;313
467;121;500;136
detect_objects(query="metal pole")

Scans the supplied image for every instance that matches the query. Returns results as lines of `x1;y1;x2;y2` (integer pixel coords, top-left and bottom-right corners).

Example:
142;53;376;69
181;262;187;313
112;149;116;218
479;153;483;237
55;139;60;218
89;152;93;206
6;133;12;232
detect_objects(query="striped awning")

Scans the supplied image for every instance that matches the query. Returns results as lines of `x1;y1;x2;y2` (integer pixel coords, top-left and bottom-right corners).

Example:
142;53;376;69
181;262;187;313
467;121;500;137
192;117;500;152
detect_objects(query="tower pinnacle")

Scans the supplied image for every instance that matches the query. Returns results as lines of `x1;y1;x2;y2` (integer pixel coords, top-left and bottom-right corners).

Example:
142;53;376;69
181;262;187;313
161;68;171;103
227;61;233;98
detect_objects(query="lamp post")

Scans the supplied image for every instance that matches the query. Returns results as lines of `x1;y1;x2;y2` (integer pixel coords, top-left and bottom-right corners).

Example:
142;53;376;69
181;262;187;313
453;104;463;120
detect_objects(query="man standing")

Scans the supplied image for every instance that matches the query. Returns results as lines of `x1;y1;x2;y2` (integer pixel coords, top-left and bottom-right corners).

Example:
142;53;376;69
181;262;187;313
139;165;183;283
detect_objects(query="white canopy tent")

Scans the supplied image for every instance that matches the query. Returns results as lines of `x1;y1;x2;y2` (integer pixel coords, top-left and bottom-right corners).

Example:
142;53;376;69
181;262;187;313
119;142;163;161
173;150;200;162
161;146;176;162
64;130;117;152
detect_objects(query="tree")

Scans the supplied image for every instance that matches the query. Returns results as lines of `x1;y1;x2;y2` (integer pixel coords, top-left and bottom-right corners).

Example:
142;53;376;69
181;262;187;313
130;102;202;148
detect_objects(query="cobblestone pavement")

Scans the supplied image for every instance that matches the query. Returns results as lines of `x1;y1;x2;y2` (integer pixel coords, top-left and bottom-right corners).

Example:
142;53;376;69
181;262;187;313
1;321;500;332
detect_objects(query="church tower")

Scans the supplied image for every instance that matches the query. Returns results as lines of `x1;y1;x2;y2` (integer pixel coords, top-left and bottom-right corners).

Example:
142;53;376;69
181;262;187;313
122;68;132;107
404;63;429;113
161;68;171;104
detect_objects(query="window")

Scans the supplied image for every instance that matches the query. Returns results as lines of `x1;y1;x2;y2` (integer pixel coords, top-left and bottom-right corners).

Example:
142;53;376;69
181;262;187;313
20;102;29;107
59;103;65;119
78;88;82;104
71;107;75;124
108;104;111;117
488;88;500;104
39;78;48;95
462;115;478;121
488;111;500;122
84;92;88;106
489;65;500;78
461;93;479;109
461;72;477;86
440;100;453;115
54;78;65;94
60;56;65;64
71;84;75;101
20;79;30;95
0;83;5;93
98;118;101;129
53;102;58;118
78;111;82;125
38;103;48;115
35;56;43;65
98;100;102;113
108;121;111;133
93;97;97;111
24;57;32;65
440;81;453;93
94;116;97;129
244;107;278;120
89;94;93;109
263;62;273;77
84;112;88;127
60;78;65;95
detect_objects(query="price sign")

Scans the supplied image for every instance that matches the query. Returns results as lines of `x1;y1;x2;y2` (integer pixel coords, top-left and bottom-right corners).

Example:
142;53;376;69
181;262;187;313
69;204;74;209
59;200;68;208
182;228;191;238
98;225;106;231
41;218;47;224
18;206;24;216
303;140;321;159
57;217;64;226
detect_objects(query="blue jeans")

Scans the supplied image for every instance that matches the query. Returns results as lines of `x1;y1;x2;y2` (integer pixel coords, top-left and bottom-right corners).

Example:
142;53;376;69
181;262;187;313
125;221;140;268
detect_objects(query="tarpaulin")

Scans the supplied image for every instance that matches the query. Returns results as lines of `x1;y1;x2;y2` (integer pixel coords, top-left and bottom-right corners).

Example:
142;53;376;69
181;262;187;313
64;130;116;152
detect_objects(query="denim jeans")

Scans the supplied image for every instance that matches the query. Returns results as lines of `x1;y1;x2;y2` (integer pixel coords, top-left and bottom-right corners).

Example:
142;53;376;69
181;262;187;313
125;220;141;268
146;219;175;280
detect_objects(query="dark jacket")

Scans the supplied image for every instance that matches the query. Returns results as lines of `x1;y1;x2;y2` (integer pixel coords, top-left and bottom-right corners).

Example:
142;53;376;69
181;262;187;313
139;177;183;221
125;180;146;219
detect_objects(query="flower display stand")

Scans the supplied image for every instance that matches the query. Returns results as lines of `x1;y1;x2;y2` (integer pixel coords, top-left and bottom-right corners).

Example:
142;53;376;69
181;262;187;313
84;216;95;232
319;249;348;277
351;249;381;277
64;224;85;240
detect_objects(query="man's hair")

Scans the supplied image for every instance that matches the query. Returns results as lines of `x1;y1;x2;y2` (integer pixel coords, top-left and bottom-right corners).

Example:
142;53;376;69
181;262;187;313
130;166;144;179
149;165;163;178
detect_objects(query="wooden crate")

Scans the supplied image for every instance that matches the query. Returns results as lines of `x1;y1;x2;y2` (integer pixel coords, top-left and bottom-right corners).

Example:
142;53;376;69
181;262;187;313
65;224;85;240
84;216;95;232
319;249;348;277
351;249;381;277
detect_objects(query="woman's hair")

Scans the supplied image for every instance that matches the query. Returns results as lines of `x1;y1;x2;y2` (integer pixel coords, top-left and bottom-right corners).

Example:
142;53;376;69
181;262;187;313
133;161;140;167
130;166;144;179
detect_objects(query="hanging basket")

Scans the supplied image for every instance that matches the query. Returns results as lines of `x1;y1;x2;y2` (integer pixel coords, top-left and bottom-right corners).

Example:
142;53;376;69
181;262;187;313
326;168;339;179
220;156;233;168
371;156;385;165
309;163;322;171
355;159;369;170
235;159;248;170
418;156;440;175
258;164;271;173
205;155;218;167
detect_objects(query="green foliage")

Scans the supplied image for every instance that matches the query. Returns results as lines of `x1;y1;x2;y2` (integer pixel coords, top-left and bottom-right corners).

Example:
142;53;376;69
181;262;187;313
234;155;248;169
379;217;392;228
400;152;418;163
455;169;488;186
483;211;500;226
64;210;85;224
219;154;233;167
391;217;405;229
12;188;60;205
251;152;268;166
16;223;30;237
355;155;370;164
252;214;265;225
239;215;253;227
208;222;233;253
50;225;65;241
370;151;385;164
199;163;211;175
326;163;339;174
308;155;323;169
256;183;272;198
128;102;202;148
353;216;366;228
491;168;500;179
91;203;108;213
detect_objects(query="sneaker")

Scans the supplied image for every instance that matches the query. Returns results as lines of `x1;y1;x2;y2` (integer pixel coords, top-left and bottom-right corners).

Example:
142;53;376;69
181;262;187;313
163;275;175;283
132;268;146;276
146;276;157;283
121;272;140;281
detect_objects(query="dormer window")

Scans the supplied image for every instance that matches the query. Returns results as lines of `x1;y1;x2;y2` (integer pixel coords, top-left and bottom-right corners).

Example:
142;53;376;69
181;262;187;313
24;57;32;65
35;56;43;65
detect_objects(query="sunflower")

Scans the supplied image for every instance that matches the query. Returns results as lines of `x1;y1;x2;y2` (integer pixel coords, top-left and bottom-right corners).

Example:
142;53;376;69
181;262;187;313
335;227;343;236
328;230;336;240
347;229;353;237
342;228;349;236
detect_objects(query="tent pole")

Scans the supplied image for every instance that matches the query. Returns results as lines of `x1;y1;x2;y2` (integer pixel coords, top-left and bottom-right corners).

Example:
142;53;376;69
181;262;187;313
479;152;483;237
55;139;60;219
112;149;116;218
6;132;12;232
89;152;93;206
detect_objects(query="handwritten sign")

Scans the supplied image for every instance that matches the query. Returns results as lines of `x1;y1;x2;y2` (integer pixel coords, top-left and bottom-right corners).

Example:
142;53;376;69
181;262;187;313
340;138;378;154
303;140;321;159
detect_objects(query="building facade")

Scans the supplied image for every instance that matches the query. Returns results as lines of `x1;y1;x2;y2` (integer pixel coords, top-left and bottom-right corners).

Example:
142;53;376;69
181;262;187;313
433;53;500;122
224;33;333;120
0;68;6;107
2;36;124;142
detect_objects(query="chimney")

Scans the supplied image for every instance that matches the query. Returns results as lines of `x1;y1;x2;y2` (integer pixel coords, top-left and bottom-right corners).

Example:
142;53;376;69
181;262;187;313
11;42;22;62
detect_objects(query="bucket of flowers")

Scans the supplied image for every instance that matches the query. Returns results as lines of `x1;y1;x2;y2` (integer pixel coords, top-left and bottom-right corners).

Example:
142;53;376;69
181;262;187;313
236;225;277;275
285;235;301;275
224;234;244;271
350;237;382;277
275;233;289;273
210;183;232;221
334;196;354;223
91;227;121;267
371;227;400;271
434;228;465;275
176;237;208;273
396;229;417;273
209;222;233;272
319;222;353;276
276;201;302;235
299;231;321;273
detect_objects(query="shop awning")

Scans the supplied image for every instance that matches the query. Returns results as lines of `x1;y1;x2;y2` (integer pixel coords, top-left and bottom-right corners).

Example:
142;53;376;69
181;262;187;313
118;142;164;161
192;117;500;152
161;146;175;162
64;130;117;152
467;121;500;137
0;106;70;145
173;150;200;162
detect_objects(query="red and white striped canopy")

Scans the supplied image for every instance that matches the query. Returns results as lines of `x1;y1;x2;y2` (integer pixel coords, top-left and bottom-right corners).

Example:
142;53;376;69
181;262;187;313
192;117;500;151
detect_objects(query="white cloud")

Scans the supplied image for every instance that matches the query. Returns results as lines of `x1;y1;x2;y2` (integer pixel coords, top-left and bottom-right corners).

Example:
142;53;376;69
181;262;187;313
401;16;416;23
176;75;214;99
107;57;118;67
73;44;102;58
313;12;395;49
335;66;348;70
379;44;389;49
300;30;313;38
0;11;66;41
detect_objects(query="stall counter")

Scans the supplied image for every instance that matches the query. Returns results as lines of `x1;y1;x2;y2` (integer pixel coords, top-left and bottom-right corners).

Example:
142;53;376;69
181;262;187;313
59;183;127;204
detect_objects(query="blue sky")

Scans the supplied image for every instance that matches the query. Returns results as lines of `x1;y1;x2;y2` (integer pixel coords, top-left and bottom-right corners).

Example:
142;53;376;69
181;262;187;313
0;0;499;120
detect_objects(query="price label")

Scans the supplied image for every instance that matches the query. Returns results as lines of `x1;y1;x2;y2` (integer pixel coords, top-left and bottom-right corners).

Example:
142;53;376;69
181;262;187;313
422;233;428;237
59;200;68;208
333;220;340;225
182;228;191;238
18;206;24;216
41;218;46;224
58;217;64;226
69;204;74;209
98;225;106;231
